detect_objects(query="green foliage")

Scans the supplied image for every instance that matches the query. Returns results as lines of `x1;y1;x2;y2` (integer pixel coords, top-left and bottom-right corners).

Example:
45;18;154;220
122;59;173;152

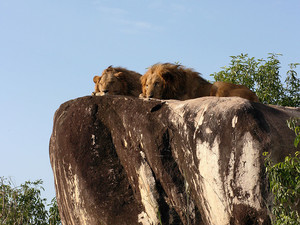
211;53;300;106
0;177;61;225
287;118;300;148
48;198;61;225
264;152;300;224
264;118;300;224
282;64;300;107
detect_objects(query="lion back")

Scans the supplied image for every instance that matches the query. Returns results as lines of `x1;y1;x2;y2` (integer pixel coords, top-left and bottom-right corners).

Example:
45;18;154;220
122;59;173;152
211;81;259;102
111;67;142;97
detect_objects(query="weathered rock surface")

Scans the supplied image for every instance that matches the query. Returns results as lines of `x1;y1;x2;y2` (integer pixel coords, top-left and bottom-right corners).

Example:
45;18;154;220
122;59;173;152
49;96;300;225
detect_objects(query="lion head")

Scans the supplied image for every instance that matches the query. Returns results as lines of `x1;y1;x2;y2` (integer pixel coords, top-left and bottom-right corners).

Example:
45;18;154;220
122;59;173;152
140;63;187;99
93;66;128;96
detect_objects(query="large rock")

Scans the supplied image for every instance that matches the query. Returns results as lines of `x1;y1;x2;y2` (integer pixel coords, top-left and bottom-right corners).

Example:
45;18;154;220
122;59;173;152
49;96;300;225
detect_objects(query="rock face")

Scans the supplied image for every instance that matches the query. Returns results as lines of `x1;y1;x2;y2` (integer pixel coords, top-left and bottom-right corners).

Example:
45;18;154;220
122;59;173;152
49;96;300;225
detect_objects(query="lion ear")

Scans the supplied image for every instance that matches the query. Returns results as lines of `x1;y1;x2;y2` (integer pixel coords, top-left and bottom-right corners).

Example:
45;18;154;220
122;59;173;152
93;76;101;83
114;72;123;78
162;72;174;83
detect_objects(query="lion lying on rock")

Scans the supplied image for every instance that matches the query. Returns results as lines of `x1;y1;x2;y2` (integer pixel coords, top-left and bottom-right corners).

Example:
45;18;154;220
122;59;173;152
140;63;212;100
210;81;259;102
140;63;259;102
93;66;142;97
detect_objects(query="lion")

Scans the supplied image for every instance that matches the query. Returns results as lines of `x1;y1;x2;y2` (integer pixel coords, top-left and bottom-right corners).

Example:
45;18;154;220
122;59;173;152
140;63;259;102
92;66;142;97
140;63;212;100
210;81;259;102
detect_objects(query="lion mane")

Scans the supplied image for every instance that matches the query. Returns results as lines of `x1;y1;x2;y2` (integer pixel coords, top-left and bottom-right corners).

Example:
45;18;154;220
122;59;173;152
140;63;212;100
93;66;142;97
140;63;259;102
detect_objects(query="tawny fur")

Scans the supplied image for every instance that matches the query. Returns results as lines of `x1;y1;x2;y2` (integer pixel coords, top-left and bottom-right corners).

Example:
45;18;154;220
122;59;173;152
140;63;259;102
92;66;142;97
210;81;259;102
140;63;212;100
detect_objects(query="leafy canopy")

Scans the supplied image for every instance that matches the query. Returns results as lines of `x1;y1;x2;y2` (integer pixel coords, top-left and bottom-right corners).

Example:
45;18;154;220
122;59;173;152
211;53;300;107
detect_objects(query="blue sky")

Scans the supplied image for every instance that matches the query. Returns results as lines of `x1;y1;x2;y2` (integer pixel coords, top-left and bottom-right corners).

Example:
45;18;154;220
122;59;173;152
1;0;299;203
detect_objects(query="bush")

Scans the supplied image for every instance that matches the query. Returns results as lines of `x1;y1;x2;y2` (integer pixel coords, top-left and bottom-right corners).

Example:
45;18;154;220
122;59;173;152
264;118;300;224
0;177;61;225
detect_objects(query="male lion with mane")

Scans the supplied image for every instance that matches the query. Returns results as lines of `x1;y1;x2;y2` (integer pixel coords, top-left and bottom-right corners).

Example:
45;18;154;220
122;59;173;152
93;66;142;97
140;63;212;100
140;63;259;102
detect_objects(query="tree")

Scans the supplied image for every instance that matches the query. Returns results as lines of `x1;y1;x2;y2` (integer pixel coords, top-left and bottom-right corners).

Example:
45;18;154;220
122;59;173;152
0;177;61;225
211;53;300;107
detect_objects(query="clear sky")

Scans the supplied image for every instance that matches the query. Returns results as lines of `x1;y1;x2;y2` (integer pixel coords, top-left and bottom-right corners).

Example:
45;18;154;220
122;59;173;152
1;0;299;203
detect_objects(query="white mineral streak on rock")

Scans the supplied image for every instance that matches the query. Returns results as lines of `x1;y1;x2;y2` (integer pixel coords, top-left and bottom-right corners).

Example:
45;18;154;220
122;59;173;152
56;110;67;131
193;173;199;192
64;165;89;225
140;151;146;159
224;151;235;202
194;103;209;127
232;115;238;128
138;211;152;225
62;164;76;225
74;177;89;224
123;138;128;148
233;132;261;210
91;134;96;145
167;103;187;127
196;137;231;225
205;127;212;134
137;161;159;225
168;102;187;118
194;132;262;225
